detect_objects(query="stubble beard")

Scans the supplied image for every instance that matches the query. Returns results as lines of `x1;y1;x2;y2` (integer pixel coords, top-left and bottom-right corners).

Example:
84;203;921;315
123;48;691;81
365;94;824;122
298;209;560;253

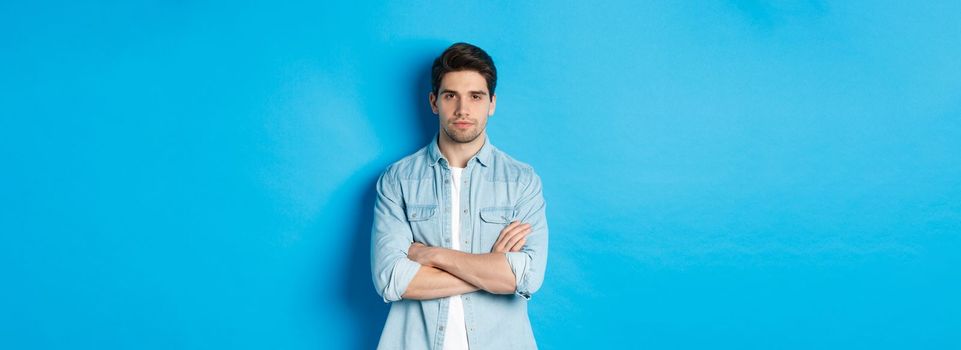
442;123;483;144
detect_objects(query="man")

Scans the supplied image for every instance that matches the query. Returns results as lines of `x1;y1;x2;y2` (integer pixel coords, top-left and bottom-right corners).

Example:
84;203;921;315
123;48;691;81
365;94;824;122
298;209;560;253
370;42;549;350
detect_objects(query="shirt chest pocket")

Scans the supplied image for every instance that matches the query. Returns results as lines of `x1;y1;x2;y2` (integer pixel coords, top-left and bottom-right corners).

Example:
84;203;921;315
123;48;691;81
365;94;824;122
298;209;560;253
406;204;438;245
478;207;517;252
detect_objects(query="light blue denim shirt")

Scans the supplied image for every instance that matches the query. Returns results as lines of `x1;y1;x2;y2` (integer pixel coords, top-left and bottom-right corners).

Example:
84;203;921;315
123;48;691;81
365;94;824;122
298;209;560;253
370;133;549;350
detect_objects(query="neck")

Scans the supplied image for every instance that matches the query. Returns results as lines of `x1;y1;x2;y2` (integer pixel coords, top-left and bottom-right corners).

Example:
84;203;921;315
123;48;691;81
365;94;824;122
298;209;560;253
438;131;485;168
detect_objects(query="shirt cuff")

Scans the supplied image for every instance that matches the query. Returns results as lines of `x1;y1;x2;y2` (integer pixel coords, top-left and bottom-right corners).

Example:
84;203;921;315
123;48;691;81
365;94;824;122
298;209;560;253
505;251;532;300
382;258;422;303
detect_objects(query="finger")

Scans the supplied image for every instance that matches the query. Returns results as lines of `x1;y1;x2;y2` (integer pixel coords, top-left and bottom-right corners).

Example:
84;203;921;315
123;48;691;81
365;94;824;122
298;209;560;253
497;221;521;240
495;222;531;252
493;230;518;253
504;227;531;250
500;223;531;244
496;227;527;253
511;237;527;252
494;221;522;250
492;228;509;252
509;236;527;252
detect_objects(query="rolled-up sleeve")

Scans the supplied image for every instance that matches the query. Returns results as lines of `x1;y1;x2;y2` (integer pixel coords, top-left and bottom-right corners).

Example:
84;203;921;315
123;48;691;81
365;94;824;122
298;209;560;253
370;167;421;303
505;169;548;300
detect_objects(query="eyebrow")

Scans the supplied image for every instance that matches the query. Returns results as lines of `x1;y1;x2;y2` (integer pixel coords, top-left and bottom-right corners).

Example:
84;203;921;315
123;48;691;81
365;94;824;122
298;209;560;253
438;89;489;96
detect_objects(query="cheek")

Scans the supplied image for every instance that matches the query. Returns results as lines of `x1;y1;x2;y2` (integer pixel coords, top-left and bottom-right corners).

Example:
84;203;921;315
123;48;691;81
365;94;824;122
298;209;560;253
437;104;455;116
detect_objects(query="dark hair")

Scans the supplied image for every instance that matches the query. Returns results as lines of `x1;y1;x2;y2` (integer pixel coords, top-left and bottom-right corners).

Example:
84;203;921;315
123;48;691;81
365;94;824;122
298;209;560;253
431;42;497;100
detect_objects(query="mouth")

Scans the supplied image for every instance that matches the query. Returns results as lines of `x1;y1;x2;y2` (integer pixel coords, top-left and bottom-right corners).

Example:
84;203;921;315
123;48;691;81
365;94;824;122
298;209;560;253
452;121;474;129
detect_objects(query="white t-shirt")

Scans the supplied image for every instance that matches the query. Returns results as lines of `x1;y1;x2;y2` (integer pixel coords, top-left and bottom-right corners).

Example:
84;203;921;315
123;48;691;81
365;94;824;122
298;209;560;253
443;167;470;350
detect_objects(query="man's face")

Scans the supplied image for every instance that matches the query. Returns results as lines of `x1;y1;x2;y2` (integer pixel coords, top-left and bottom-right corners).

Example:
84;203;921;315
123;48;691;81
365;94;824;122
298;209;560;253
430;70;497;144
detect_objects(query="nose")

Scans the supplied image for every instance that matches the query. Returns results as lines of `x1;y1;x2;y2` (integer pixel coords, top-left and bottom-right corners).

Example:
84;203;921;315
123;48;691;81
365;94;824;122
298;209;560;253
454;100;468;117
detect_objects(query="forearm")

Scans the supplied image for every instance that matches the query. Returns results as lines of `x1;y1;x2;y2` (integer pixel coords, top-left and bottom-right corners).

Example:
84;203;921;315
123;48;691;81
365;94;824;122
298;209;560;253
429;249;516;295
401;265;480;300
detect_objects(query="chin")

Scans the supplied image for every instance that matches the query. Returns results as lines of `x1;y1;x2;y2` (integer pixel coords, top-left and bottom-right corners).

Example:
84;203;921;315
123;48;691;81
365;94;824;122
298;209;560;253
452;132;480;143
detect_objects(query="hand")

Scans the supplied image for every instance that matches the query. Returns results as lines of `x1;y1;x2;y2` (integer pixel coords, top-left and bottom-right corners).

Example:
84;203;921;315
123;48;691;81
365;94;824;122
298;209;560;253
490;221;531;254
408;242;435;266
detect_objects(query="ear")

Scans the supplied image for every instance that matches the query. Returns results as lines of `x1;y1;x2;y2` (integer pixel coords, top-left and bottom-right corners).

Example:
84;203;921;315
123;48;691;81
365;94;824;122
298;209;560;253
428;92;438;115
488;93;497;116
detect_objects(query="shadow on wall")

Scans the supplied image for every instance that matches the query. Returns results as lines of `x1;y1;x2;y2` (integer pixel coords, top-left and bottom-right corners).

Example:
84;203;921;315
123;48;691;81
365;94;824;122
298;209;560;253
327;40;447;348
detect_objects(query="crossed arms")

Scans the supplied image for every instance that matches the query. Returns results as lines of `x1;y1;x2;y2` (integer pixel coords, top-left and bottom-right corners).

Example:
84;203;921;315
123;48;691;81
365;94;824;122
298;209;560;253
371;166;548;302
401;221;532;299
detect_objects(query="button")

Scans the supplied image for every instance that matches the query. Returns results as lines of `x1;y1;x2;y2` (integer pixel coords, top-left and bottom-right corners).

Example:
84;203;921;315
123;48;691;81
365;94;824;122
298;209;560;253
411;213;417;218
463;209;468;214
444;180;449;184
464;240;469;244
439;325;445;330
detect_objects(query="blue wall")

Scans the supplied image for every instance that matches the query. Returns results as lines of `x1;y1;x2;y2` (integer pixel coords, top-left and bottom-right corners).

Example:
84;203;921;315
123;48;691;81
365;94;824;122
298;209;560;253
2;1;959;349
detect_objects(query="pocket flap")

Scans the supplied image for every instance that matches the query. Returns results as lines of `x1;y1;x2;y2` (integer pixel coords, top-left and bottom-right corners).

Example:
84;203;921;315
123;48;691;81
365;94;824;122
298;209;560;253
480;207;515;224
406;205;436;222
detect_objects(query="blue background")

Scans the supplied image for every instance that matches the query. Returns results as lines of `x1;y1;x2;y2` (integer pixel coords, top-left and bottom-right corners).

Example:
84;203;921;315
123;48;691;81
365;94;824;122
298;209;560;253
2;1;959;349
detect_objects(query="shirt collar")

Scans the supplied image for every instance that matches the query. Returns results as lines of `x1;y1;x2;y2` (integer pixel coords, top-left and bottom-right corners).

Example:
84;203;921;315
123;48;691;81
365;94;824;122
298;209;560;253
428;132;493;168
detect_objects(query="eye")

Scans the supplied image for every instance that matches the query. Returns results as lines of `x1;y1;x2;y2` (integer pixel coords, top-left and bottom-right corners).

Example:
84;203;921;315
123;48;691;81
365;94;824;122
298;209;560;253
471;94;481;101
444;93;455;100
